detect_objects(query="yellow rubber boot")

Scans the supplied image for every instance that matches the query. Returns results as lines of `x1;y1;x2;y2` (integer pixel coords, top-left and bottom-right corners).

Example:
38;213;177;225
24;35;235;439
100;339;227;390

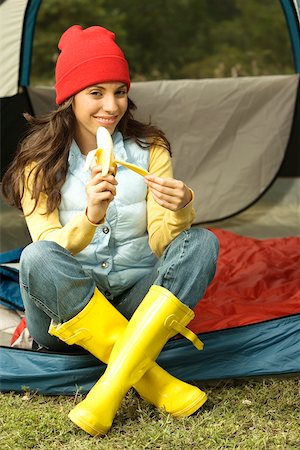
49;288;207;422
64;285;204;436
49;289;127;363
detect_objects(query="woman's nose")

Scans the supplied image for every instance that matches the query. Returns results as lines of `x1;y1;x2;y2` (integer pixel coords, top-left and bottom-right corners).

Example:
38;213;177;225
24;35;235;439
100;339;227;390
102;94;118;114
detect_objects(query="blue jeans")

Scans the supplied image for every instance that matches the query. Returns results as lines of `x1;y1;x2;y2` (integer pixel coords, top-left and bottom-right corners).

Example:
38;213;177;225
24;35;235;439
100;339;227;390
19;228;219;351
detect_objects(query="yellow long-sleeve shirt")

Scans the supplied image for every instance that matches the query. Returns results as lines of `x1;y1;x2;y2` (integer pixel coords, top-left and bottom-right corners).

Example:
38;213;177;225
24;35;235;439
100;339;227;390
21;143;195;257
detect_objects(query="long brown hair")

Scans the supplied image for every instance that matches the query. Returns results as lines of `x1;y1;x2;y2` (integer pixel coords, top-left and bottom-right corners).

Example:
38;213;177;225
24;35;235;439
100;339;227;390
1;97;171;215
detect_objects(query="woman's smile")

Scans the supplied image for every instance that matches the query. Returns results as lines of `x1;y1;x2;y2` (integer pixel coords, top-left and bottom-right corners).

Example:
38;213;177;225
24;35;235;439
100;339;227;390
94;115;119;126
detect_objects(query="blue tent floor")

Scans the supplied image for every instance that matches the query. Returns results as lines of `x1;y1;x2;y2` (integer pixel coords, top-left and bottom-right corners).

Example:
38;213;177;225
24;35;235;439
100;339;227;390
1;314;299;395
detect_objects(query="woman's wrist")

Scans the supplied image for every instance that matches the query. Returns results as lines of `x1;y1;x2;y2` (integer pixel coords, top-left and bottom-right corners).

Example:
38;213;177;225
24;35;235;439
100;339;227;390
85;207;104;225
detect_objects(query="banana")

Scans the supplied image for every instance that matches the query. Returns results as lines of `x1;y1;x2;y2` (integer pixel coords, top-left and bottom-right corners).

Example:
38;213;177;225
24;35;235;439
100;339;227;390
83;126;150;177
95;127;115;176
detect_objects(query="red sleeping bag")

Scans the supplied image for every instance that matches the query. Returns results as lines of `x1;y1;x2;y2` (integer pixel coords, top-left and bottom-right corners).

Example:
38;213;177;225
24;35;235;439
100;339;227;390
189;228;300;334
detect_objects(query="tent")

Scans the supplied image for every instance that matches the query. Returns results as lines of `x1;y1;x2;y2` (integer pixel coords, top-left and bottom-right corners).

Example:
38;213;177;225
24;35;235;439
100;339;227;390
0;0;299;394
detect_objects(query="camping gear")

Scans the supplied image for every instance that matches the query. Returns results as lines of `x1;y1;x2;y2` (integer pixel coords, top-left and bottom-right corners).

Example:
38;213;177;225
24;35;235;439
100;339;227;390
0;0;299;394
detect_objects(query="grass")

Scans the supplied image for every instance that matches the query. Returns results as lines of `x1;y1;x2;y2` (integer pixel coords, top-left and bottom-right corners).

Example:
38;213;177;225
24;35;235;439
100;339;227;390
0;378;299;450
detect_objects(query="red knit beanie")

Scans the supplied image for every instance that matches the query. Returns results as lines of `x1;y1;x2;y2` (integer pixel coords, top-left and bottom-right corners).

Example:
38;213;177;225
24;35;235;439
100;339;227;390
55;25;130;105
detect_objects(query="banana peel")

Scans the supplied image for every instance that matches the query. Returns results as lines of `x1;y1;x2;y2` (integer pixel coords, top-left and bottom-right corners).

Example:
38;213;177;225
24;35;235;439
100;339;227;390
83;127;149;177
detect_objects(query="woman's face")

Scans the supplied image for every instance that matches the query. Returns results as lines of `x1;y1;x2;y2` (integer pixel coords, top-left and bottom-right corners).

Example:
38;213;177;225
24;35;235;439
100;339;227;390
72;82;128;154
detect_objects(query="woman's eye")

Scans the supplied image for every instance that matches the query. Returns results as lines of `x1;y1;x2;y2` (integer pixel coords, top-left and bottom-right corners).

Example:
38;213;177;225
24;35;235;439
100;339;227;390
90;91;102;96
116;90;127;96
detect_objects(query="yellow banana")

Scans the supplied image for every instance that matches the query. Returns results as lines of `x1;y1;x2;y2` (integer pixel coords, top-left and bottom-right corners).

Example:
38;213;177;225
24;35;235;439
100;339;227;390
84;127;150;177
95;127;115;176
114;159;149;177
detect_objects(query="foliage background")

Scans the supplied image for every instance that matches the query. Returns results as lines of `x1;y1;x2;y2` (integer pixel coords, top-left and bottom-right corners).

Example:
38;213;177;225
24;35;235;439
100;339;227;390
31;0;295;86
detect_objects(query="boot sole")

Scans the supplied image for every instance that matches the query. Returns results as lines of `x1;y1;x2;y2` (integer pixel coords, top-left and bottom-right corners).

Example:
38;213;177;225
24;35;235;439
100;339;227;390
68;409;110;437
170;390;208;417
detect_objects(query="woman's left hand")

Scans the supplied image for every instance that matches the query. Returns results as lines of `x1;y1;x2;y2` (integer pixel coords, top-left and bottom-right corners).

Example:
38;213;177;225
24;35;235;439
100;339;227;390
145;175;192;211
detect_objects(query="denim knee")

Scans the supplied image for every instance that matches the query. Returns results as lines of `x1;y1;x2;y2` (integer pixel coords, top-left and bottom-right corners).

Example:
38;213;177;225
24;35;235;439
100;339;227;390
20;241;64;285
154;227;219;309
189;227;219;266
20;240;95;322
187;228;219;287
166;227;219;269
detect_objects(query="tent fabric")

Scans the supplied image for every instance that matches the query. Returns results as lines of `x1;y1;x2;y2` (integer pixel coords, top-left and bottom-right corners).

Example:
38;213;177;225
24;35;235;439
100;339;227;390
0;265;23;312
1;2;299;395
0;90;34;179
280;0;300;72
1;314;300;394
0;248;24;311
0;0;28;97
0;0;41;97
293;0;300;18
130;75;299;223
28;75;299;223
204;177;300;239
19;0;42;87
0;0;299;399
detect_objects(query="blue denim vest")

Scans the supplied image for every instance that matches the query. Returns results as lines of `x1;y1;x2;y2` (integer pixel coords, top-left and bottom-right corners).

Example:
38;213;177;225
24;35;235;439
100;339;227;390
59;132;157;296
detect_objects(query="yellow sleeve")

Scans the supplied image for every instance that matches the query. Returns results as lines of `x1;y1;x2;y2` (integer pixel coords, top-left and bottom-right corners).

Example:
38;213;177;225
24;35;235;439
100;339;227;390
147;144;195;257
21;165;100;255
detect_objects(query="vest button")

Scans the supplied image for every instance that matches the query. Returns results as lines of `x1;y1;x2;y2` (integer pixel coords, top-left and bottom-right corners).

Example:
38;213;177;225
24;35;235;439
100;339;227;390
102;227;109;234
101;261;109;269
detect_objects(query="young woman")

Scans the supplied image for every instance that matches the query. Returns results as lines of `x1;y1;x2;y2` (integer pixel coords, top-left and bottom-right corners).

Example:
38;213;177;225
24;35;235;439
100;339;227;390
1;25;219;436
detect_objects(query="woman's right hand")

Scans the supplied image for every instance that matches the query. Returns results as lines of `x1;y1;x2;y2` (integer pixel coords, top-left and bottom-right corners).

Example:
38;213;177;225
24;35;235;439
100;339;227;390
85;165;118;224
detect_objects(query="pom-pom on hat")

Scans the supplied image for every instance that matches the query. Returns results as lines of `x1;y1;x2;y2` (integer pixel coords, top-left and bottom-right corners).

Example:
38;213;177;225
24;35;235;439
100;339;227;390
55;25;130;105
